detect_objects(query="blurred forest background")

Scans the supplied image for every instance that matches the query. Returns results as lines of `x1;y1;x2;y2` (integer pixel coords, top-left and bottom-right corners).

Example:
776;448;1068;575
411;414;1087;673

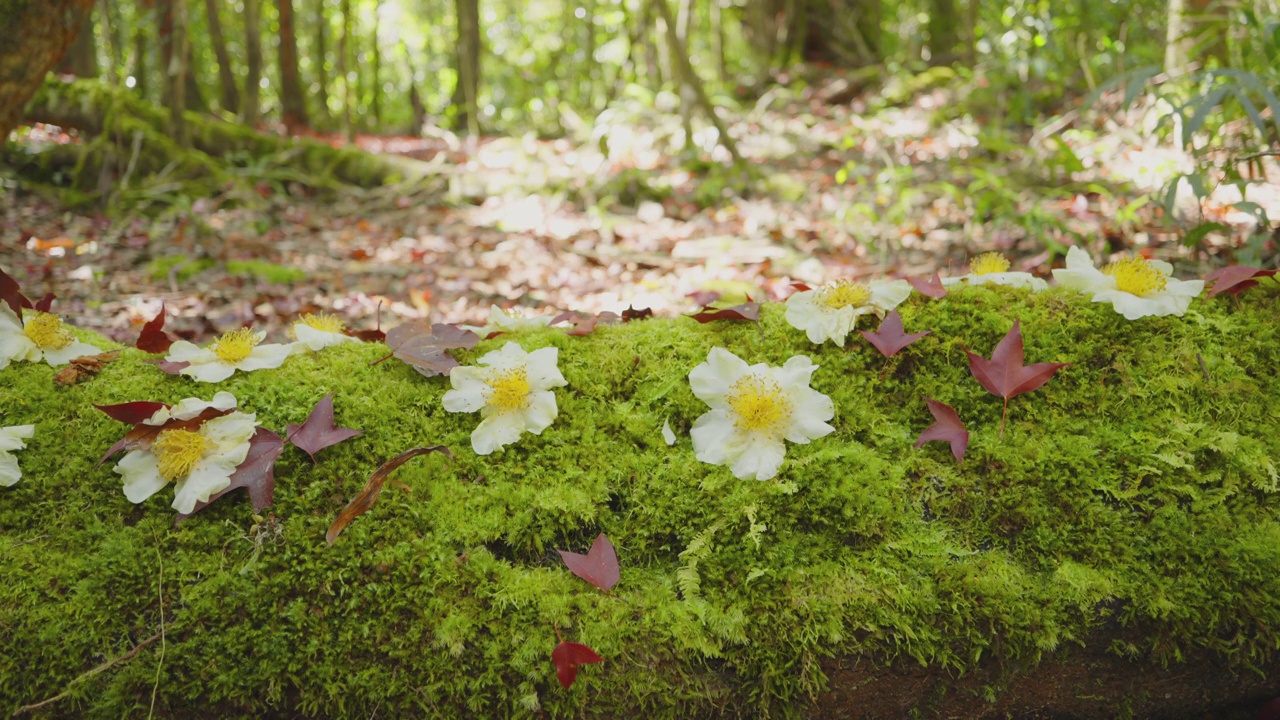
0;0;1277;341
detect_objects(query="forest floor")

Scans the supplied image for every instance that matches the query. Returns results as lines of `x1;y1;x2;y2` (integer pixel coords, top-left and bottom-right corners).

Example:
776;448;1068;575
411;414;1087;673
2;72;1278;344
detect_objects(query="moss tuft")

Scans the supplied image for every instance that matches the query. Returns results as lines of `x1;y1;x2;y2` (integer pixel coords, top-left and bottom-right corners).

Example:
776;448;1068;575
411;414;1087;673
2;289;1279;718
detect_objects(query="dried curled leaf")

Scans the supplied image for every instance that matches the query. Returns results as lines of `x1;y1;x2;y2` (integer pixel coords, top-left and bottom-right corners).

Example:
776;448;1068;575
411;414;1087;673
54;350;121;385
687;302;761;324
552;311;621;337
326;446;453;545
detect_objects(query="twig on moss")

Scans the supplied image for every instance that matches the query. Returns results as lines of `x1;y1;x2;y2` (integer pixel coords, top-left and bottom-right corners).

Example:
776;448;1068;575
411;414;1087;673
12;630;165;716
147;530;167;720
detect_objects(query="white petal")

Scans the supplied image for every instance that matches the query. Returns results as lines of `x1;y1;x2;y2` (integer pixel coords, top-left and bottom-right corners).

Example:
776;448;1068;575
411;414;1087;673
0;425;35;452
785;294;848;345
690;410;738;466
200;412;258;454
116;451;170;504
41;340;100;367
662;419;676;446
940;274;970;287
477;341;529;371
774;355;818;388
784;389;837;444
171;460;236;514
0;306;22;332
971;272;1048;290
1064;245;1097;271
293;324;358;352
181;360;237;383
471;412;525;455
688;347;749;407
235;343;292;372
729;439;787;481
521;391;558;434
525;346;567;390
443;368;490;413
0;453;21;487
148;392;238;425
165;340;211;363
1149;259;1174;276
1166;278;1205;299
0;329;40;366
868;279;912;311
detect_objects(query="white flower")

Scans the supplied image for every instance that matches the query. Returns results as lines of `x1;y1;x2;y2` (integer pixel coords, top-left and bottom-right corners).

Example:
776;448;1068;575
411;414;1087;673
942;252;1048;291
442;342;567;455
0;306;99;369
288;313;358;353
141;392;239;426
113;395;257;513
687;348;835;481
0;425;35;487
1052;246;1205;320
464;305;554;335
662;419;677;446
785;278;912;346
165;328;292;382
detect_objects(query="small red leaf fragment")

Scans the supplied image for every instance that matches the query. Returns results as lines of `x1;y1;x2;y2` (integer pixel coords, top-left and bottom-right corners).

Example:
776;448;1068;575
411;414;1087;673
381;322;479;376
686;290;722;306
907;271;947;299
0;267;32;318
687;302;761;324
859;311;931;357
621;305;653;322
95;401;168;425
552;311;621;337
964;319;1069;436
326;446;453;545
178;428;285;519
914;397;969;463
557;533;620;591
136;305;175;353
33;293;56;312
1204;265;1278;298
551;641;605;689
286;392;363;462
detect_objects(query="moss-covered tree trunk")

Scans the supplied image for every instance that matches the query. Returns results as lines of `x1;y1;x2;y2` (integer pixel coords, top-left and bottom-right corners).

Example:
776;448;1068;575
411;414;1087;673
242;0;263;125
56;7;99;78
277;0;309;132
203;0;239;115
0;0;95;141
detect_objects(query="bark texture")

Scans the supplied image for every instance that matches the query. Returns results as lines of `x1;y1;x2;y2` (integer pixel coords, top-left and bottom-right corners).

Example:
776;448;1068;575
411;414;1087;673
0;0;96;140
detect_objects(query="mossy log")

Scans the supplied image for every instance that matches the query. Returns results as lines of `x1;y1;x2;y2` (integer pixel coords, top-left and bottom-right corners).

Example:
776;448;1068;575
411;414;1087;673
2;289;1280;718
17;77;430;189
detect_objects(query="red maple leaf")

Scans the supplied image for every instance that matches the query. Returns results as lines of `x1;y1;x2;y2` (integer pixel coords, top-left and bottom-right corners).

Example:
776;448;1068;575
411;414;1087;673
907;271;947;299
859;310;931;357
551;641;605;689
1204;266;1277;298
32;293;56;312
94;401;168;425
687;301;761;324
178;428;286;519
376;322;479;376
914;397;969;463
557;533;620;592
286;393;363;462
0;267;32;318
965;319;1069;436
135;304;175;353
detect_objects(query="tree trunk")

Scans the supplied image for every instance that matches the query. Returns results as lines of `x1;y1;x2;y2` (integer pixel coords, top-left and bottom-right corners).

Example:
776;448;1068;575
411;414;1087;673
169;0;189;144
0;0;95;140
57;7;100;78
203;0;239;114
654;0;741;162
277;0;310;132
132;0;149;99
927;0;959;65
964;0;979;66
243;0;262;125
339;0;353;140
314;0;330;126
1165;0;1188;72
371;0;381;127
102;0;124;85
452;0;481;134
155;0;203;112
800;0;882;67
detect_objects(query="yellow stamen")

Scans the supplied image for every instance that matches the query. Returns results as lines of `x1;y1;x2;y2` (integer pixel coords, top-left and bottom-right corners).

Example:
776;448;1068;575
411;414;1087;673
152;429;211;481
817;281;872;310
486;368;531;412
1104;257;1167;297
212;328;260;363
23;312;73;351
970;252;1011;275
296;313;345;335
727;375;792;436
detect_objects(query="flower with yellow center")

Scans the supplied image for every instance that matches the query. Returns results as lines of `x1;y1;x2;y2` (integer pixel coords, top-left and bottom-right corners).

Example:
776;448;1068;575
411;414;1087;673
687;347;834;481
463;305;555;336
784;278;913;346
0;306;99;369
0;424;36;487
288;312;359;353
164;327;292;383
113;393;257;513
941;252;1049;291
1052;246;1204;320
442;342;568;455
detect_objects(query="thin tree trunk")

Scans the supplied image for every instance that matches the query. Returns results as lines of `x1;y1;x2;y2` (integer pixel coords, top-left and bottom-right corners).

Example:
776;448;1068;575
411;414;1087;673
277;0;310;131
927;0;959;65
58;7;100;77
340;0;353;141
314;0;330;126
157;0;174;107
132;0;149;99
711;0;727;84
653;0;741;162
452;0;481;134
203;0;239;113
964;0;979;65
403;40;426;136
1165;0;1189;72
675;0;694;145
169;0;189;144
371;0;381;127
243;0;262;125
102;0;124;85
0;0;95;140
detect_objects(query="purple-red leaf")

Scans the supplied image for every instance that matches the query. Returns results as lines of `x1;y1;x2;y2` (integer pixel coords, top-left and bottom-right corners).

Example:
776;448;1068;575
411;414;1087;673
907;271;948;299
0;267;32;318
178;428;285;519
914;397;969;463
95;401;168;425
687;301;760;324
380;322;479;377
557;533;620;591
346;301;387;342
686;289;722;306
859;311;931;357
552;641;604;689
326;446;453;545
1204;265;1277;298
552;311;621;337
32;293;56;312
145;358;190;375
286;392;363;462
964;319;1069;436
136;305;175;353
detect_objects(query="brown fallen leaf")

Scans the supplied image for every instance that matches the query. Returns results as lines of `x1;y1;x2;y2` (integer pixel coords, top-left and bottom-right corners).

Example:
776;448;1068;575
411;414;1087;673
687;302;761;324
54;350;122;386
376;322;479;377
552;311;621;336
178;428;286;520
135;305;175;353
326;446;453;545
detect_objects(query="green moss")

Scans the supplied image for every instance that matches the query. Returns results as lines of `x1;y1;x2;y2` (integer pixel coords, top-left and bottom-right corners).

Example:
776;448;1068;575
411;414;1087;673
2;289;1280;718
225;259;308;284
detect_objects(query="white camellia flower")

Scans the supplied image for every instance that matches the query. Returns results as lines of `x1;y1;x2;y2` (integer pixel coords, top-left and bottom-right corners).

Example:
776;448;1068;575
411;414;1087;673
464;305;554;335
785;278;912;346
688;348;835;481
0;425;36;487
165;327;292;382
442;342;568;455
0;305;99;370
288;313;359;353
942;252;1049;291
113;393;256;513
1052;246;1205;320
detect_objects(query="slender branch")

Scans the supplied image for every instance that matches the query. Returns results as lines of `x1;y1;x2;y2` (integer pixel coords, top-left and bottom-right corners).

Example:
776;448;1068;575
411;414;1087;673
13;631;165;716
651;0;742;163
1234;149;1280;163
